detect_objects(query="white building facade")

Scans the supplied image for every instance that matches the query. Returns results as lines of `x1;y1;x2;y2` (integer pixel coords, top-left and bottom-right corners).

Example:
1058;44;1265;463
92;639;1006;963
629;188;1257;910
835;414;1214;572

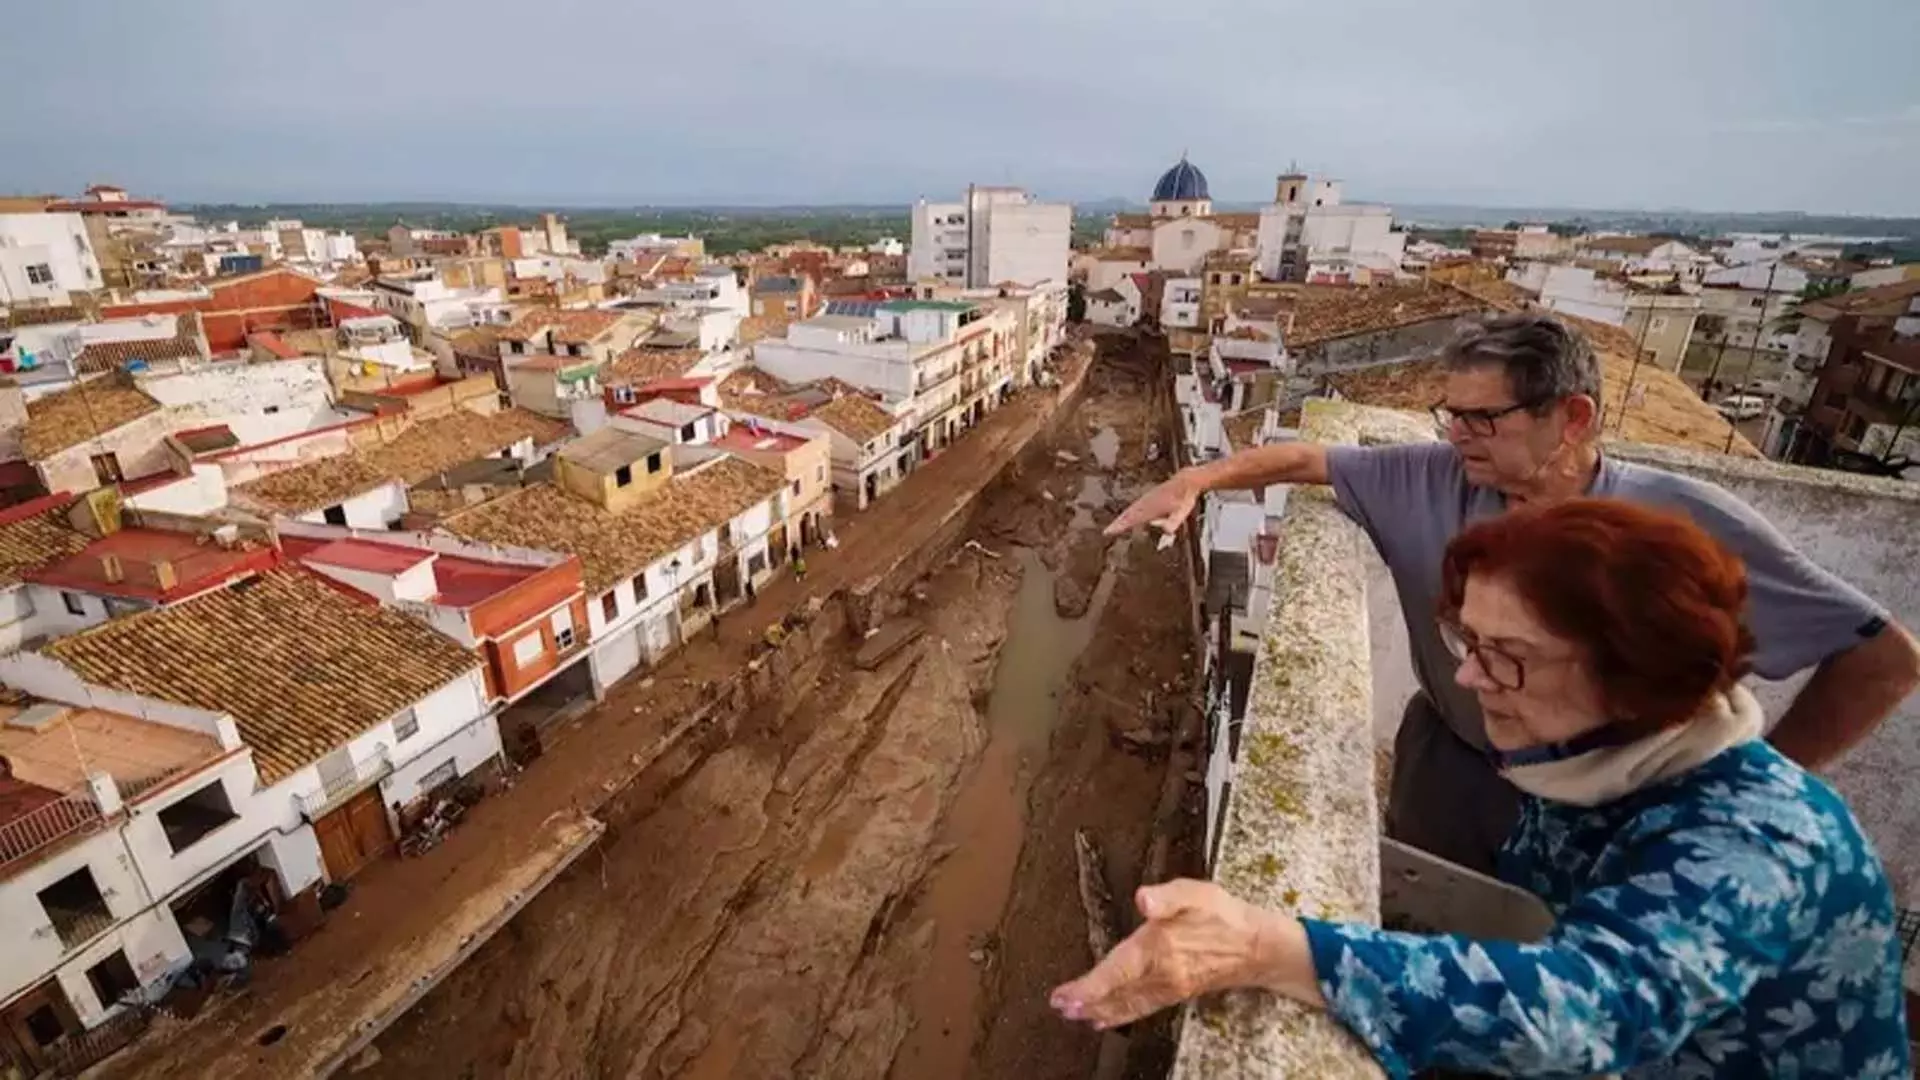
909;187;1071;289
0;214;102;306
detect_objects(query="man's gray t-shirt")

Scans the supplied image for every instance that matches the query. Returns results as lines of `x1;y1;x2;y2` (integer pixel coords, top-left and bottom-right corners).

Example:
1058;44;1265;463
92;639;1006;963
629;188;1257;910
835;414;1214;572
1325;442;1885;868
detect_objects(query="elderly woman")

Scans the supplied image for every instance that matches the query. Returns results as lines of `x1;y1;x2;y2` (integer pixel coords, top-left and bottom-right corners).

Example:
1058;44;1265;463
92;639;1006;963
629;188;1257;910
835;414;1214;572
1052;499;1910;1078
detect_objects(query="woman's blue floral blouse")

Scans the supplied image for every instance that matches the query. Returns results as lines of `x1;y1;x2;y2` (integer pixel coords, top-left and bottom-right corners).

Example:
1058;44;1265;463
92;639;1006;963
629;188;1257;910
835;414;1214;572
1301;742;1910;1078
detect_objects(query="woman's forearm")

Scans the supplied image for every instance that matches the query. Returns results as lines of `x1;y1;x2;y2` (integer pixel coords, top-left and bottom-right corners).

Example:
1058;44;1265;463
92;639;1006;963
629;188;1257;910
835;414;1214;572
1252;910;1328;1008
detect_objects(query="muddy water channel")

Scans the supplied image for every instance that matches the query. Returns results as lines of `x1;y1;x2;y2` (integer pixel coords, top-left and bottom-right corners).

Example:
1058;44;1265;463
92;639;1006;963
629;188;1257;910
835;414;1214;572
891;465;1126;1080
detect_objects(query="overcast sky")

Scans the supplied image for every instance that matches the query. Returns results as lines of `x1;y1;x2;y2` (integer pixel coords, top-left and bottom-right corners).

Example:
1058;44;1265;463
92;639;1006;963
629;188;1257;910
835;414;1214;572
3;0;1916;215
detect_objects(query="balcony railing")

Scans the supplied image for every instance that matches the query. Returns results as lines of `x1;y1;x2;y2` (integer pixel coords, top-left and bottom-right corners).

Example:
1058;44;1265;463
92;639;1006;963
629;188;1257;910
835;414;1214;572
297;746;394;820
0;790;106;875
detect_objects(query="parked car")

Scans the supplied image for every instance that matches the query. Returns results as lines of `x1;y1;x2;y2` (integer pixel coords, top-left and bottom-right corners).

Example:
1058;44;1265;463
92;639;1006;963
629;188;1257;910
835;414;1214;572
1716;394;1767;421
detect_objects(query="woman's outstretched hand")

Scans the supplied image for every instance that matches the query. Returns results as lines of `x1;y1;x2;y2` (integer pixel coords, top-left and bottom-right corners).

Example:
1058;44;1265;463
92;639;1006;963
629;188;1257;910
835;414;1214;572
1048;879;1313;1030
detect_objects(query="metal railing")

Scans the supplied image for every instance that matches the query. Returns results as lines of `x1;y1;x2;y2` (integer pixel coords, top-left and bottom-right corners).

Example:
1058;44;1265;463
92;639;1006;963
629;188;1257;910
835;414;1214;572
0;791;106;873
296;746;394;820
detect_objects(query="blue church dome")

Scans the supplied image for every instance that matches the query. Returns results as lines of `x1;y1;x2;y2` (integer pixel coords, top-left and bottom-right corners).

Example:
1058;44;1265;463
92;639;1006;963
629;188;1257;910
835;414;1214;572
1152;157;1210;202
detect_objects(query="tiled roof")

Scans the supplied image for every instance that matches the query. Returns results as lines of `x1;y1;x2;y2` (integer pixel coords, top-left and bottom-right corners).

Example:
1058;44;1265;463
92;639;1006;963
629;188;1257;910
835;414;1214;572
74;313;205;375
45;569;480;783
442;456;785;592
754;275;805;293
1208;212;1261;231
233;453;392;513
1326;289;1763;459
1283;284;1490;347
603;347;704;387
233;407;568;512
811;392;898;442
0;497;89;587
1087;288;1125;303
1110;213;1152;229
449;326;502;357
1;305;85;329
22;376;163;459
498;308;625;345
1583;235;1663;256
1086;246;1151;263
1799;279;1920;322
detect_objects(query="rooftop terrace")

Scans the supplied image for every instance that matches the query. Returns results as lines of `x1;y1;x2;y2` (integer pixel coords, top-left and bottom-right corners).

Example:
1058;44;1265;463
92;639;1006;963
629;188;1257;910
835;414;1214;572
1183;397;1920;1074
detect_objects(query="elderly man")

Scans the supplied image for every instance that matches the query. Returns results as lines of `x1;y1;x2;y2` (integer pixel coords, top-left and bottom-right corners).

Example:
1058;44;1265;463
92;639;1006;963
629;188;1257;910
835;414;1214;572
1109;312;1920;874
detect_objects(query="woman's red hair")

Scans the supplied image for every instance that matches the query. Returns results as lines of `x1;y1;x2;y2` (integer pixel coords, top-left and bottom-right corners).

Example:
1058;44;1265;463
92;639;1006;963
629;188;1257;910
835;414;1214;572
1441;498;1755;736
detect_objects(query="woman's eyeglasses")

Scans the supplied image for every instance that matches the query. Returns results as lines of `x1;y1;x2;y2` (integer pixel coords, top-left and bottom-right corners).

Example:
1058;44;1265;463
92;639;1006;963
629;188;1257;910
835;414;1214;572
1437;618;1528;691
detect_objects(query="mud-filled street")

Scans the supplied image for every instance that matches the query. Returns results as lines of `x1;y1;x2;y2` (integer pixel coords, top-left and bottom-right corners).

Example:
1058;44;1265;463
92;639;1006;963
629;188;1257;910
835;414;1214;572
359;337;1200;1080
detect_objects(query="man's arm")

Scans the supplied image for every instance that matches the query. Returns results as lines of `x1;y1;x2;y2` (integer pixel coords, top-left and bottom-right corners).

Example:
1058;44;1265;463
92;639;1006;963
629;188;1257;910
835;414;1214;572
1770;622;1920;769
1104;443;1330;536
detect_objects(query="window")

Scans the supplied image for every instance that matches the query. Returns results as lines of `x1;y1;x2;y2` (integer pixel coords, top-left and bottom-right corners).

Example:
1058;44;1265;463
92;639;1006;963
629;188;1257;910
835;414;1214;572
790;479;801;496
264;405;281;415
601;591;619;621
74;234;87;254
816;464;825;483
323;504;348;526
418;759;458;794
680;422;696;442
693;583;712;608
509;340;525;354
394;708;420;741
85;950;140;1010
1847;415;1867;440
512;631;544;667
748;552;767;576
62;592;85;617
25;263;53;285
646;452;662;474
614;464;633;487
156;780;238;853
37;866;112;950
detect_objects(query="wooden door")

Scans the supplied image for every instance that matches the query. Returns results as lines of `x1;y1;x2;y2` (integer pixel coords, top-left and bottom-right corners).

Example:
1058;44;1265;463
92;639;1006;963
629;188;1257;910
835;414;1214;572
0;980;77;1074
314;787;394;882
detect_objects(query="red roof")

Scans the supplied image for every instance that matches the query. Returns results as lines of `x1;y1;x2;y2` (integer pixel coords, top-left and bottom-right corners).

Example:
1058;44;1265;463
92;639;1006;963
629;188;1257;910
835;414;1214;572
283;535;542;610
0;493;71;527
636;376;713;393
301;539;433;575
26;527;281;603
1128;273;1153;292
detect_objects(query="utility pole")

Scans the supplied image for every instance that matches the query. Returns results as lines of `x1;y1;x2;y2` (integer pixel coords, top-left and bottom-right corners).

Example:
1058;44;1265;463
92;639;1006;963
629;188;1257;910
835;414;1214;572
1614;290;1659;435
1724;260;1780;454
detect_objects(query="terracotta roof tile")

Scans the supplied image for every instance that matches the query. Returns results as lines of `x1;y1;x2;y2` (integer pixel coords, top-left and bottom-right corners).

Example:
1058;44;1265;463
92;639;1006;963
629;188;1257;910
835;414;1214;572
1582;234;1664;256
233;408;569;512
498;308;626;345
1086;246;1151;262
23;376;163;459
73;313;205;375
810;393;899;442
45;568;480;782
2;305;85;329
1282;284;1490;347
442;457;785;592
0;499;89;587
1799;278;1920;322
603;348;704;387
1327;292;1762;459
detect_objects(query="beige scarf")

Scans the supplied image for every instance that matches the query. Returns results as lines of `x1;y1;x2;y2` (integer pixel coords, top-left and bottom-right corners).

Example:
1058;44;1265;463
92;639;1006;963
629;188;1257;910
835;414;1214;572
1501;685;1766;807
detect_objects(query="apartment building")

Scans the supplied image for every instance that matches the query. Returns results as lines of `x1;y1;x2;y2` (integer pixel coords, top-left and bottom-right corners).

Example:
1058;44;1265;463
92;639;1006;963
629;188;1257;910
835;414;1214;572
0;214;103;307
908;186;1071;289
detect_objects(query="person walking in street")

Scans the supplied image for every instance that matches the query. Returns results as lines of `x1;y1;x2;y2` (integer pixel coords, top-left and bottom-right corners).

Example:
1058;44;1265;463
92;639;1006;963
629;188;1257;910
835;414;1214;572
1106;312;1920;875
792;549;808;582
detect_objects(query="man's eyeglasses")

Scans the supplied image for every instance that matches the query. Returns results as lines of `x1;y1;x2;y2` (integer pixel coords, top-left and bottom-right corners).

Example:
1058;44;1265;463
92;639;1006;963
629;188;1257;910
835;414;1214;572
1430;399;1541;437
1437;618;1527;691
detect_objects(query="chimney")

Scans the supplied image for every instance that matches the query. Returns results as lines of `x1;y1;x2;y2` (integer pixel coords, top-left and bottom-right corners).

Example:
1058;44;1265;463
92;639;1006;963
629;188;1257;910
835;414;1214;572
150;559;177;592
67;487;124;539
98;553;123;583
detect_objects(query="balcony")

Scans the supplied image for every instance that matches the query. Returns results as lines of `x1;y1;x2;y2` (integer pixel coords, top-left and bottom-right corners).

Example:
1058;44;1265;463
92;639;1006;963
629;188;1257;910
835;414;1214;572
296;746;393;820
0;790;107;877
1181;398;1920;1076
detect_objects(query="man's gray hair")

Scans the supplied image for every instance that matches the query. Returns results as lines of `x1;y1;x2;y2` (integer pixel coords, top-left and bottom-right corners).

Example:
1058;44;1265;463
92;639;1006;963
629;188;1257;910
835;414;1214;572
1441;312;1602;406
